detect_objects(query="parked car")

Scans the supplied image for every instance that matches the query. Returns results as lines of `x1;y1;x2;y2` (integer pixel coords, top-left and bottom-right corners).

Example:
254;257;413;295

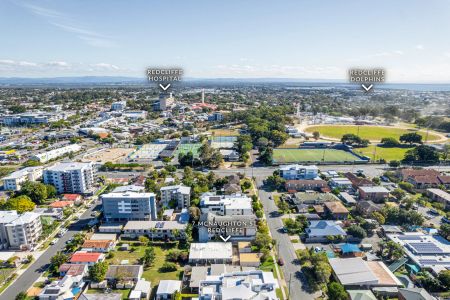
50;238;58;245
277;258;284;266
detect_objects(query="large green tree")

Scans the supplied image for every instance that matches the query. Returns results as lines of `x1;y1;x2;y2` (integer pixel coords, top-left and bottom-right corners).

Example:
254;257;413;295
89;261;109;282
1;195;35;213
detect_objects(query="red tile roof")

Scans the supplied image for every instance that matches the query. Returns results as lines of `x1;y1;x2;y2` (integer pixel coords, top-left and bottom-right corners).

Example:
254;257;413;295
70;252;103;263
62;194;81;201
50;201;74;208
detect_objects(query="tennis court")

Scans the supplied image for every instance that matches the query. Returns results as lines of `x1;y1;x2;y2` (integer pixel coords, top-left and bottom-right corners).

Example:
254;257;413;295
176;143;202;157
273;148;364;163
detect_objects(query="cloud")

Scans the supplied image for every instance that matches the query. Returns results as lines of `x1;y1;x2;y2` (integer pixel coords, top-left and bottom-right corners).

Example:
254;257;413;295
212;64;342;78
415;44;424;50
16;2;116;48
0;59;124;75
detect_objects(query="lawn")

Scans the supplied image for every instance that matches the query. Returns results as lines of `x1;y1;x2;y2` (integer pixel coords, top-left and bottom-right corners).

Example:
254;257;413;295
106;243;183;285
355;145;413;161
87;288;130;299
273;148;362;163
305;125;442;142
175;143;202;158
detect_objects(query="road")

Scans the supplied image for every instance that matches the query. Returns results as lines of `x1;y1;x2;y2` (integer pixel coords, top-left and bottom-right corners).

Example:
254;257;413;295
254;177;313;300
0;203;99;300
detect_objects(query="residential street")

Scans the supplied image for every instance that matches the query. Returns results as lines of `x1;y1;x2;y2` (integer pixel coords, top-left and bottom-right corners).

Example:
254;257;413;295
0;203;99;300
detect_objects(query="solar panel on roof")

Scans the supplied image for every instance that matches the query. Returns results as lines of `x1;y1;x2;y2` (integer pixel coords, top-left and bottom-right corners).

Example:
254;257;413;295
408;242;443;254
419;259;449;265
398;236;422;240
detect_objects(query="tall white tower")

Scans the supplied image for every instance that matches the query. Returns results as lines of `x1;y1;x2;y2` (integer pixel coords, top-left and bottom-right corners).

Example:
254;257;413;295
201;89;205;104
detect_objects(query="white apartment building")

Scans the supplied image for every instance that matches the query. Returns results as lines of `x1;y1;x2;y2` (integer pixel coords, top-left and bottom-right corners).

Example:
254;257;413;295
43;162;95;194
200;192;253;216
0;211;20;250
5;212;42;250
101;191;157;221
30;144;82;163
2;166;43;191
160;185;191;209
279;164;319;180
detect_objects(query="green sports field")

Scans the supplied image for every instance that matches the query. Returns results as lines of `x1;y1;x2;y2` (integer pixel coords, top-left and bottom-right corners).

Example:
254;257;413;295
273;148;363;163
355;145;413;161
175;143;202;157
305;125;442;142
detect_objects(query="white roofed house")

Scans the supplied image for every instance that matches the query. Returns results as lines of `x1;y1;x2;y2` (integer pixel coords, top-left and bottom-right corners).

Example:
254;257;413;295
198;269;279;300
122;220;187;240
30;144;82;163
156;280;181;300
189;243;233;265
160;185;191;209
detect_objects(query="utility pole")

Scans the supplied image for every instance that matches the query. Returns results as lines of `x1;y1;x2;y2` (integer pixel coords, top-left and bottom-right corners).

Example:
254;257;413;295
288;273;292;299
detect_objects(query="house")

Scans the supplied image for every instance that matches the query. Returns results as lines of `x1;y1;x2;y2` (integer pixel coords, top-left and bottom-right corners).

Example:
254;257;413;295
189;243;233;265
398;169;440;181
356;201;382;216
130;279;151;300
285;180;328;193
89;233;118;242
62;194;82;203
79;294;121;300
198;269;278;300
33;207;64;220
426;188;450;210
226;174;240;185
398;288;436;300
398;169;445;189
329;177;353;190
387;233;450;275
407;175;441;189
344;172;375;190
329;257;402;287
160;185;191;209
156;280;181;300
305;220;347;243
292;192;339;205
105;265;143;283
81;240;115;252
339;192;357;205
279;164;318;180
70;251;105;266
222;183;242;195
122;220;187;240
220;149;240;162
238;241;252;253
323;202;349;220
58;264;88;277
39;275;84;300
50;201;74;209
358;186;389;202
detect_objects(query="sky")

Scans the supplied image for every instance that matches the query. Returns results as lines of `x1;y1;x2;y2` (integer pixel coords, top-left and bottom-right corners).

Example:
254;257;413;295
1;0;450;82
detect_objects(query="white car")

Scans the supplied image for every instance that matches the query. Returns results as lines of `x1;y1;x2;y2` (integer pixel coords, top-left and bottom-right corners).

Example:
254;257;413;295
50;238;58;245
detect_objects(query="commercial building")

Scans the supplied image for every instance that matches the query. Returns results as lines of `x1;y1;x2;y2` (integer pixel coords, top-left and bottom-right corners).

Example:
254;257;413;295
285;179;328;192
101;191;157;221
329;257;402;288
43;162;95;194
155;92;175;111
279;164;318;180
5;212;42;250
30;144;82;163
160;185;191;209
2;166;43;191
200;192;252;216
